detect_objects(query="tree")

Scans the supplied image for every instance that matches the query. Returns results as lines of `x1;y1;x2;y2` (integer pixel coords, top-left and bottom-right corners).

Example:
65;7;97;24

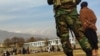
3;38;11;47
44;38;49;47
36;37;44;41
11;37;18;47
11;37;25;47
17;37;25;47
26;37;36;42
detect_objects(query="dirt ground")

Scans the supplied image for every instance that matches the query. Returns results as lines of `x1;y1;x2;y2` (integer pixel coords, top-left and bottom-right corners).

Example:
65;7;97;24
10;48;100;56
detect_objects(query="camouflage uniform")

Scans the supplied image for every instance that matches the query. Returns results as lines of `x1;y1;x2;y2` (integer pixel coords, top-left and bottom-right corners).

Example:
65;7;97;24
47;0;92;56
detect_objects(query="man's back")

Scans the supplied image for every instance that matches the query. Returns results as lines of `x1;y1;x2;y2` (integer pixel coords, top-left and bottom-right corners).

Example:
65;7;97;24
80;7;97;23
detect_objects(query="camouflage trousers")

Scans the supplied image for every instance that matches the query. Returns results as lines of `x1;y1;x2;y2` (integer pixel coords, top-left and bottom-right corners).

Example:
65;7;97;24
55;14;92;53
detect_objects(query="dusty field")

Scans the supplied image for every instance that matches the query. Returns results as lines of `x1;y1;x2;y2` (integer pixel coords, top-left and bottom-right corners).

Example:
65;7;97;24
1;43;100;56
10;49;100;56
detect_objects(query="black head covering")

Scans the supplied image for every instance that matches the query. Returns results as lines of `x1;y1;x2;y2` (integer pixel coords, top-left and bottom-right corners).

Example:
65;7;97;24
81;1;88;8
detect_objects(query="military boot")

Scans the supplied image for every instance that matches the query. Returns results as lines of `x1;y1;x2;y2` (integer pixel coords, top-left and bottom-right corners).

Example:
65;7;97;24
66;52;73;56
84;49;92;56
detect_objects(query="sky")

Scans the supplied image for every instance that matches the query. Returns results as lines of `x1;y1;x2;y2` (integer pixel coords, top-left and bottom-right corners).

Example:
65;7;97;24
0;0;100;39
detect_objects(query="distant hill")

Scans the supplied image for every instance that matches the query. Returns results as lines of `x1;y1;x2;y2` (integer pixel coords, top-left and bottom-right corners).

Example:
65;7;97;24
0;30;99;43
0;30;57;43
0;30;33;43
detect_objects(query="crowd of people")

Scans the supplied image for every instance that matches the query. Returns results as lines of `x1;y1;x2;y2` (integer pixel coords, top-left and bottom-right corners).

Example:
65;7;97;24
1;45;62;56
2;47;29;56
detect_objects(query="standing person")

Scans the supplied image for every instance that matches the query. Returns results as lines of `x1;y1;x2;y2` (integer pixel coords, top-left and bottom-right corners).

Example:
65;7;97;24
47;44;51;52
22;47;26;54
47;0;92;56
3;51;10;56
80;1;98;56
6;51;10;56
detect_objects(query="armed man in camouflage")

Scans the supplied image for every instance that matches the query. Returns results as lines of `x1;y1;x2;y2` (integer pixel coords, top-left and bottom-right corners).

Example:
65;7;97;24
47;0;92;56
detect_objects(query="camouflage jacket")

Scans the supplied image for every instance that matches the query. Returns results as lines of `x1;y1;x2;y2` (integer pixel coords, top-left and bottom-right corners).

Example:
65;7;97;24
53;0;81;17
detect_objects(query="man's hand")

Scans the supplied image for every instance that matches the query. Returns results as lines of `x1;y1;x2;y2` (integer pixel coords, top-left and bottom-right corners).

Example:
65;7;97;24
47;0;53;5
76;0;81;5
89;24;97;31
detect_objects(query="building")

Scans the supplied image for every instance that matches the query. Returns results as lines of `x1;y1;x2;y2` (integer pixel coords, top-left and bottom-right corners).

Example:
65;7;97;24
24;37;76;48
0;43;4;48
24;30;77;48
24;38;62;47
